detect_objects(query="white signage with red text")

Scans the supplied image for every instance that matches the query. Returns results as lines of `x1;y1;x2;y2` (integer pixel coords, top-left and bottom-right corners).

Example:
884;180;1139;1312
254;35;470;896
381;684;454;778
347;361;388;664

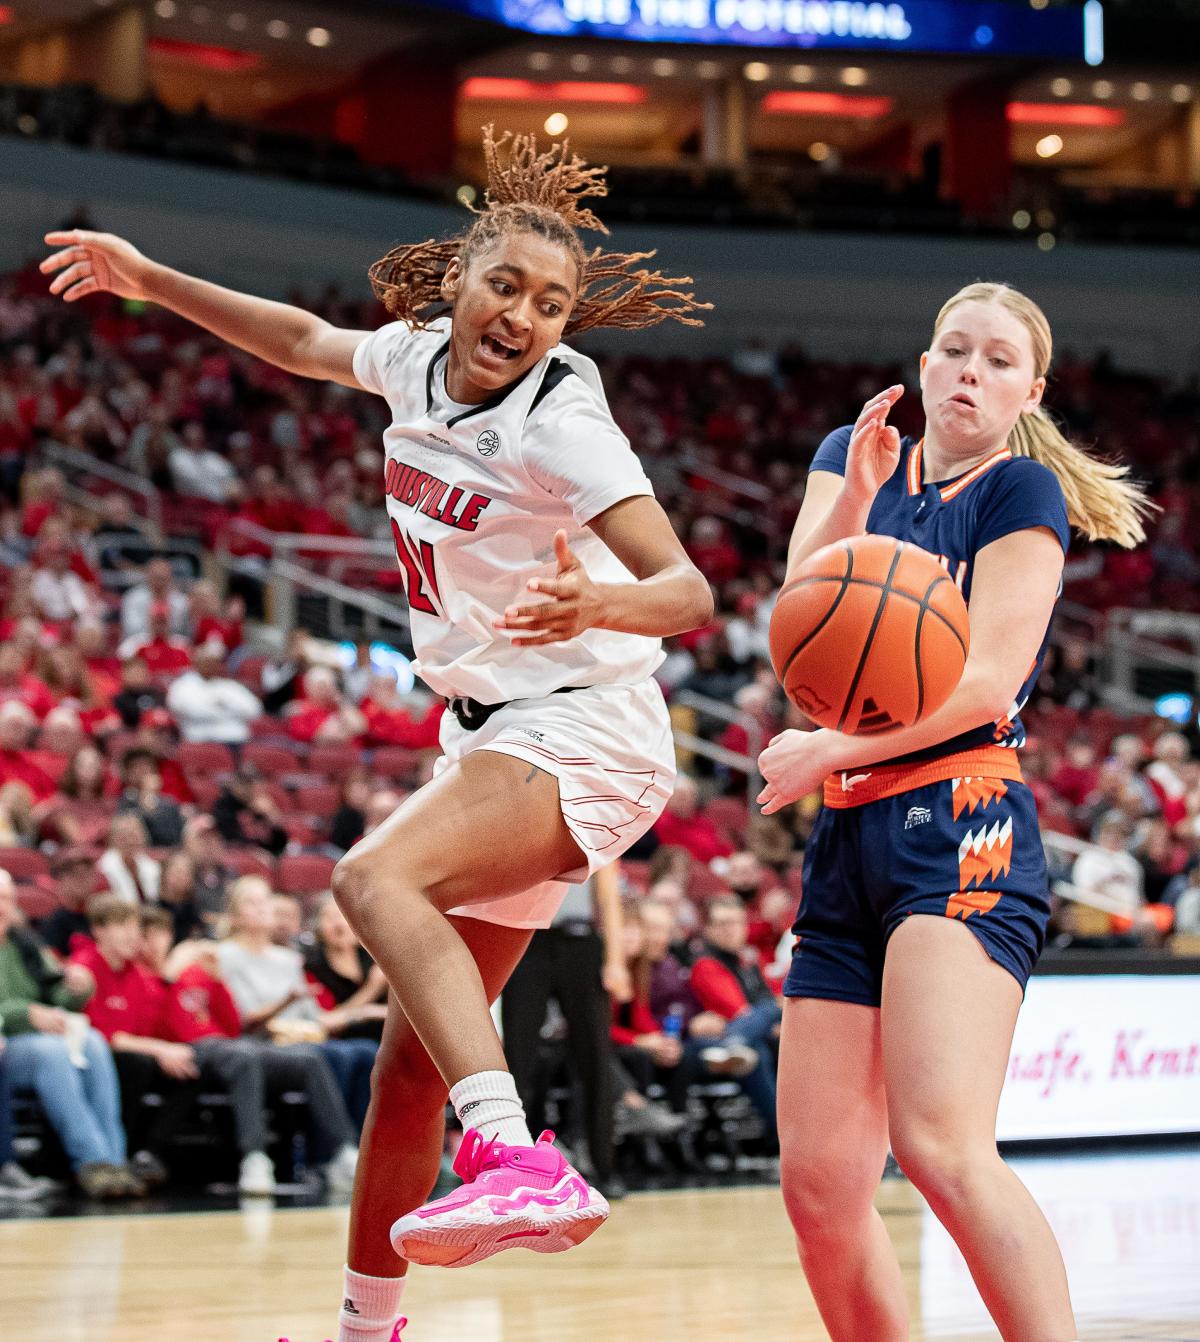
996;973;1200;1141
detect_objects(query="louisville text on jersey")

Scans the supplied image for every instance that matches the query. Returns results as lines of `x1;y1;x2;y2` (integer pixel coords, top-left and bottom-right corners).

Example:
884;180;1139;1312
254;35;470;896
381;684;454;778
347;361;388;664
384;458;494;532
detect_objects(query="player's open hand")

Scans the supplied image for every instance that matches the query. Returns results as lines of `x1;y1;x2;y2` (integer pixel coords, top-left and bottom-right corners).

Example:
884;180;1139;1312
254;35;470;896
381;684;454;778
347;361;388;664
495;530;603;645
757;728;842;815
843;385;904;504
40;230;153;303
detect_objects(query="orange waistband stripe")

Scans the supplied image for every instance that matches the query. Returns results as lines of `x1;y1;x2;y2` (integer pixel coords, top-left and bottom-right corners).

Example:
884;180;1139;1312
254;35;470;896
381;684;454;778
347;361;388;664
822;746;1024;809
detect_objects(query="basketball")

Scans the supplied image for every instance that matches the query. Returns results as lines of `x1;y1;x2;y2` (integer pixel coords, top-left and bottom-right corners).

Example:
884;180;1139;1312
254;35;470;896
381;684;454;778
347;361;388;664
769;534;970;735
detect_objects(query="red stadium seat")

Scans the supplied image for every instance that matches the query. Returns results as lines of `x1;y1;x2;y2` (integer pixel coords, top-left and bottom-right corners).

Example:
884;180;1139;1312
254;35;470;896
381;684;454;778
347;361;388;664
282;819;323;846
235;654;268;690
307;744;360;780
704;797;749;846
275;854;337;895
187;777;221;810
371;747;420;783
242;743;301;777
176;741;235;776
249;717;293;742
226;851;276;881
294;784;341;819
688;865;729;900
16;884;58;921
0;849;50;881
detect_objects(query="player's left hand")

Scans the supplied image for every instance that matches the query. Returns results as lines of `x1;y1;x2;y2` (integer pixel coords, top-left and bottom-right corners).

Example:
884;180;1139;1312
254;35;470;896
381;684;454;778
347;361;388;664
495;530;604;645
757;728;843;815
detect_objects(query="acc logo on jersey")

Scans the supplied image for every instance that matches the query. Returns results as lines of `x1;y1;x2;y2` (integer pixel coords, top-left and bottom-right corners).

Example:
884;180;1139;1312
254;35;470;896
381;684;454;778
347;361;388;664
476;429;501;458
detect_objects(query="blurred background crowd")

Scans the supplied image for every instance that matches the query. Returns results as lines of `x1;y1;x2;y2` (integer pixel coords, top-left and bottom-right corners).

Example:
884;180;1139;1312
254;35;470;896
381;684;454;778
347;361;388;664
1;250;1199;1206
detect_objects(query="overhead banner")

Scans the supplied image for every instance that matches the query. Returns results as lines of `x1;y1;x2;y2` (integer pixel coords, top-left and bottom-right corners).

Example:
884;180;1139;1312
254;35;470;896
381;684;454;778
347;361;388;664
425;0;1103;61
996;972;1200;1141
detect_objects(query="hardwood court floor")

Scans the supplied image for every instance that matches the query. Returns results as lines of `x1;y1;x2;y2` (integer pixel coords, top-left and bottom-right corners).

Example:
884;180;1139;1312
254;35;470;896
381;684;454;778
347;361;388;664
2;1149;1198;1342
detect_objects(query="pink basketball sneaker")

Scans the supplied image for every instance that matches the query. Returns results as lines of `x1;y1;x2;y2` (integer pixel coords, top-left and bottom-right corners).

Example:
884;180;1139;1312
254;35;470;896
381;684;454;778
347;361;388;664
390;1129;609;1268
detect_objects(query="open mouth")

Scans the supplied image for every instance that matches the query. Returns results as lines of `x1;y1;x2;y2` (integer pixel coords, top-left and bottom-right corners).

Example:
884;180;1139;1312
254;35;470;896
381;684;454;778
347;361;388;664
948;394;977;408
480;333;523;362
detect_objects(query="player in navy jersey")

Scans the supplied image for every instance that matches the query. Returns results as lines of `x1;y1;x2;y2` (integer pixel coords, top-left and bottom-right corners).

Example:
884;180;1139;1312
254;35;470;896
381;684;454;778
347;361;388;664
42;130;714;1341
758;283;1152;1342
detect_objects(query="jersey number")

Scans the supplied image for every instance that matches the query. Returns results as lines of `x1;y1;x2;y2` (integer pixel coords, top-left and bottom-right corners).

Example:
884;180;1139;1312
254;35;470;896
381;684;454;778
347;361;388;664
390;521;442;617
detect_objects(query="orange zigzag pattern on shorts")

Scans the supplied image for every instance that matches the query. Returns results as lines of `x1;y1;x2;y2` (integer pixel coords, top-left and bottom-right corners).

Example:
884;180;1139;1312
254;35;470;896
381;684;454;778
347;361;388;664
951;776;1009;820
957;817;1013;890
946;888;1004;920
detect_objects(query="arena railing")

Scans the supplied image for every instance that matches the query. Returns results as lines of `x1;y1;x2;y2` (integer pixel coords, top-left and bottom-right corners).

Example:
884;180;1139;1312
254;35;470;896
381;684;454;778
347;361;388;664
42;439;164;535
673;689;764;803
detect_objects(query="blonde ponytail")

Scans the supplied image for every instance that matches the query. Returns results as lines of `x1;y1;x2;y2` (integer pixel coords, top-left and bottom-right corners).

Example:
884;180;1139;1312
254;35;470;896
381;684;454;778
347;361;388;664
934;282;1156;549
1008;406;1155;549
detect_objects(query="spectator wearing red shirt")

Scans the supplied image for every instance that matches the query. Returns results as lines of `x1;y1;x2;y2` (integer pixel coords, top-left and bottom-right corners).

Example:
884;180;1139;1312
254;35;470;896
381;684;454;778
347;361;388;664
0;644;56;721
0;700;56;802
688;897;780;1142
124;604;192;681
652;774;734;864
1050;735;1101;811
189;580;244;653
18;465;65;539
360;674;443;750
133;709;194;805
1145;732;1191;829
285;666;366;745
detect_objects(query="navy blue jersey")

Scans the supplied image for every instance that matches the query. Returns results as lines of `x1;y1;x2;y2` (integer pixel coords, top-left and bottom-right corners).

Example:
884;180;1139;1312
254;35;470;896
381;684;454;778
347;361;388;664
810;427;1070;766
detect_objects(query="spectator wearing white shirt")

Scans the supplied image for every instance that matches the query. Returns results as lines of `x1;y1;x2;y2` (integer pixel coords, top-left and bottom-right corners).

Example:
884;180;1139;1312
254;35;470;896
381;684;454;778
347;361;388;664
168;421;237;504
166;639;262;745
31;534;99;623
97;813;162;905
121;558;189;643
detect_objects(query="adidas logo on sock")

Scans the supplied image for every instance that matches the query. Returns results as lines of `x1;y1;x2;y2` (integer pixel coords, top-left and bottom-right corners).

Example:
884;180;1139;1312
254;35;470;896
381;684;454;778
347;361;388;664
342;1298;361;1316
458;1100;482;1118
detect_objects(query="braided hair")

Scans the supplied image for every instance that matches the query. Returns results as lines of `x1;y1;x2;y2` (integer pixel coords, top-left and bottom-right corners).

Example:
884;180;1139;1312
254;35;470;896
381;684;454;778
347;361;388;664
368;126;710;337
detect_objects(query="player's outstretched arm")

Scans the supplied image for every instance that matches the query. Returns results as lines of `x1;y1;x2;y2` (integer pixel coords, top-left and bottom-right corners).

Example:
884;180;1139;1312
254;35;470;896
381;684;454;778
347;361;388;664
784;385;905;581
40;230;369;390
757;526;1064;812
494;497;714;645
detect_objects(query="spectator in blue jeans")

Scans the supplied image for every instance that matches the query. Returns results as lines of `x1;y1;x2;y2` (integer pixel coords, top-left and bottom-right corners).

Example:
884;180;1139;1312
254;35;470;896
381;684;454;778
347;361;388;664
640;897;780;1143
0;871;141;1197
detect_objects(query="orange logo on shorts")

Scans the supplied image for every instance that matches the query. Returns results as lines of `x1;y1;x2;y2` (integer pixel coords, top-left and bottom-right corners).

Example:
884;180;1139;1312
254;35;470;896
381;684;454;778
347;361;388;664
957;817;1013;889
951;777;1009;820
946;889;1003;920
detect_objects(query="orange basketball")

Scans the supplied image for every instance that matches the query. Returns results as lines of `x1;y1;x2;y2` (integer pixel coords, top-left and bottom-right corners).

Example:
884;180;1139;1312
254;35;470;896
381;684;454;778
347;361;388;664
769;534;970;735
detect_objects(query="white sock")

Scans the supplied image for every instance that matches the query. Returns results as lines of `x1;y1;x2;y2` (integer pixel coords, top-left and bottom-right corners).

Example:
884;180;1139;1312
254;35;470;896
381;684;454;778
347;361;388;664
336;1266;406;1342
449;1070;533;1146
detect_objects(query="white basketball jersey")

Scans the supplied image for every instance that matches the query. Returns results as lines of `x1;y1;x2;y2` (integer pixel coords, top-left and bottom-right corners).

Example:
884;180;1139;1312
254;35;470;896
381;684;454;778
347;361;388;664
353;318;665;703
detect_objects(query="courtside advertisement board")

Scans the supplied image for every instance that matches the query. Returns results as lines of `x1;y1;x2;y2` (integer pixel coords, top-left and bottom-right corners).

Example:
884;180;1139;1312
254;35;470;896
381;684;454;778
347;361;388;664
997;972;1200;1141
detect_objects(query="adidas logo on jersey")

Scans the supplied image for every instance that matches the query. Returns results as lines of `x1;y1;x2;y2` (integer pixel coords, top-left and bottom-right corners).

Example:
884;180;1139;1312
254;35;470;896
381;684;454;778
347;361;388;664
904;806;932;829
477;428;501;457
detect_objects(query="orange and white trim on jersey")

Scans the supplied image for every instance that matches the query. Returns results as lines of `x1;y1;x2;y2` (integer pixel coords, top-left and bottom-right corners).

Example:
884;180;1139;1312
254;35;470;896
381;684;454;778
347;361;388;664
906;439;1012;502
938;448;1012;502
906;438;925;496
822;745;1023;809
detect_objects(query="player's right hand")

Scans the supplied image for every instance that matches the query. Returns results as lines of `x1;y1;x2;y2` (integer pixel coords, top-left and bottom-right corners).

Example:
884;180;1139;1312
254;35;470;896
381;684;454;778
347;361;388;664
40;230;153;303
842;384;904;503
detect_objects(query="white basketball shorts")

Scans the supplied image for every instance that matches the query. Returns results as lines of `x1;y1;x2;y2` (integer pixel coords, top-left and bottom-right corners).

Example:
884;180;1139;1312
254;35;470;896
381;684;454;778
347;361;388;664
439;679;676;928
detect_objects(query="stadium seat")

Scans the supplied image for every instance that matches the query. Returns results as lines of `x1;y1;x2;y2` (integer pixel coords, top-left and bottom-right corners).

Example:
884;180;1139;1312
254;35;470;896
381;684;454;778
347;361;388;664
370;746;420;782
705;797;749;846
293;784;341;819
242;742;301;777
307;744;359;779
176;741;236;776
225;851;276;881
0;848;51;881
275;854;336;895
15;884;58;921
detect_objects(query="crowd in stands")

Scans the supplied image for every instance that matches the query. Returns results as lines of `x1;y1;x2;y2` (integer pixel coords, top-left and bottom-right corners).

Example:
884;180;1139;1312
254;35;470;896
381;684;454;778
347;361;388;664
2;255;1200;1201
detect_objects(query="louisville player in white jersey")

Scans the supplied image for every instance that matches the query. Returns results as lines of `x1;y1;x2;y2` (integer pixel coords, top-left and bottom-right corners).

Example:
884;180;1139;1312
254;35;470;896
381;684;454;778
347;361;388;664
42;127;713;1341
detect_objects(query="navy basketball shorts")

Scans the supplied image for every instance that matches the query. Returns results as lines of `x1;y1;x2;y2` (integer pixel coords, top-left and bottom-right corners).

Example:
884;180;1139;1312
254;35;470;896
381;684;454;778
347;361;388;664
783;776;1051;1006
